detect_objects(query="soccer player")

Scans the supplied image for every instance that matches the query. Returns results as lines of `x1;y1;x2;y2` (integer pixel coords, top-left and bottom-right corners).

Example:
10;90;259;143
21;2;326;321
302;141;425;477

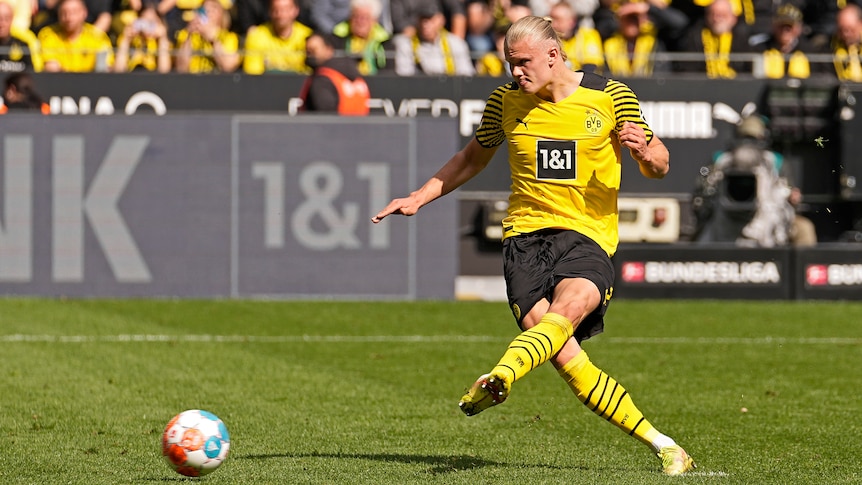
371;15;696;476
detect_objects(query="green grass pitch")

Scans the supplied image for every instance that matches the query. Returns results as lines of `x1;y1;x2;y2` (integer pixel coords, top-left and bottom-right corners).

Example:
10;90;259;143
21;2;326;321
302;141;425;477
0;298;860;484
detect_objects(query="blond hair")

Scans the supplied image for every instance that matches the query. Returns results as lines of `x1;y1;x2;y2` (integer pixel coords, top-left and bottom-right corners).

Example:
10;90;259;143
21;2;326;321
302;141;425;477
505;15;568;62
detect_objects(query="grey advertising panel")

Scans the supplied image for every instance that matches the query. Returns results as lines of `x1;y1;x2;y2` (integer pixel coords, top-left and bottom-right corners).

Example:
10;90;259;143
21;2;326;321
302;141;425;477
0;114;233;297
0;115;458;299
235;115;459;299
235;116;412;298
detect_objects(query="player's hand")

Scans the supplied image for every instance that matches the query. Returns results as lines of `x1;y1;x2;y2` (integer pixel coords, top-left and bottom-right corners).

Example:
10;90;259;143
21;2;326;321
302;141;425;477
619;121;649;161
371;196;421;223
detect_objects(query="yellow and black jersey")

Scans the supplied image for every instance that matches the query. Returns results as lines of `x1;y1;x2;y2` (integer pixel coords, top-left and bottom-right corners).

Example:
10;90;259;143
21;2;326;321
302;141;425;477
175;29;239;73
38;23;114;72
475;71;653;257
242;21;312;75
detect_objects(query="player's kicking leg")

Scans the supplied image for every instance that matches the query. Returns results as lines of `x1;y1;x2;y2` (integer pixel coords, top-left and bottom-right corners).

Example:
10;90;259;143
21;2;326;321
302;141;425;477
458;312;573;415
458;373;509;416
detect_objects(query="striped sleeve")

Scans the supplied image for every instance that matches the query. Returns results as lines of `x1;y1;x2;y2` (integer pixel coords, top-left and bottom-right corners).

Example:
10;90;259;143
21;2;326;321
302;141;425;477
605;79;653;143
475;82;515;148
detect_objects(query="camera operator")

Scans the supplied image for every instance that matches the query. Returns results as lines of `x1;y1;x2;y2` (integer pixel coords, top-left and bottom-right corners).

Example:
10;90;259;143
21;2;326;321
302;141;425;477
692;115;816;247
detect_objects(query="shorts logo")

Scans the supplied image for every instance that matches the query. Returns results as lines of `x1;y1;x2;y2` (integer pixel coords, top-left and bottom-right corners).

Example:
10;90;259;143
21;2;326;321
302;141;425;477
536;140;576;180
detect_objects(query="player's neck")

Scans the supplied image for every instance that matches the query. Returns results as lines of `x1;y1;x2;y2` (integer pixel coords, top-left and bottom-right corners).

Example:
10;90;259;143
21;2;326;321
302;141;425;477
537;69;583;103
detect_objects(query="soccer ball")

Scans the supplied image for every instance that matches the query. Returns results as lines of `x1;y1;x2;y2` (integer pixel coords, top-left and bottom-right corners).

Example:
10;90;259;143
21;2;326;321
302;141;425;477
161;409;231;477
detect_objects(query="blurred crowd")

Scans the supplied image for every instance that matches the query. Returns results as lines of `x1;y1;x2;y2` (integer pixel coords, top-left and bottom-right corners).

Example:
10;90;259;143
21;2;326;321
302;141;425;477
0;0;860;81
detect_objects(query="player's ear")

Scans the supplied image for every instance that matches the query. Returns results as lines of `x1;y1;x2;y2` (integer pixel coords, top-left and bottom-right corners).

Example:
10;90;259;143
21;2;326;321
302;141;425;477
548;46;558;66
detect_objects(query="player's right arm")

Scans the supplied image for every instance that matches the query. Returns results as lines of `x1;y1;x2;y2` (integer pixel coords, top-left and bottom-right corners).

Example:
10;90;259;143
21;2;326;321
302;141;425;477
371;137;497;223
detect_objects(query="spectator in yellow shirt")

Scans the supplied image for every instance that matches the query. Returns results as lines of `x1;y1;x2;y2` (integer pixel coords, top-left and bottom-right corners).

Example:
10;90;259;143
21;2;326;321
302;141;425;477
549;1;604;72
37;0;113;72
175;0;240;72
114;3;173;72
475;22;508;76
333;0;392;75
243;0;312;74
750;4;816;79
604;1;670;77
832;3;862;82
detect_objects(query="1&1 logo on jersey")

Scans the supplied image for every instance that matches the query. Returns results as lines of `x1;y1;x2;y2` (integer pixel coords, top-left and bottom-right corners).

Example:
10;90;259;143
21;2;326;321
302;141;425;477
536;140;576;180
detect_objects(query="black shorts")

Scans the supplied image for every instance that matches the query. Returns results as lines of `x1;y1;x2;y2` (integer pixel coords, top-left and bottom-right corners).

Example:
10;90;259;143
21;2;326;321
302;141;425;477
503;229;615;343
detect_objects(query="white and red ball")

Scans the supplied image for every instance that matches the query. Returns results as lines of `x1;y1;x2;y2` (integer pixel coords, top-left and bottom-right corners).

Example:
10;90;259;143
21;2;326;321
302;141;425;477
162;409;230;477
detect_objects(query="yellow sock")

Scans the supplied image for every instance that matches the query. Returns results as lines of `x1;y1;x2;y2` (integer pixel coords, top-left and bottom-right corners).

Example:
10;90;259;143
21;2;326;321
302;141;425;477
558;350;661;449
491;312;573;384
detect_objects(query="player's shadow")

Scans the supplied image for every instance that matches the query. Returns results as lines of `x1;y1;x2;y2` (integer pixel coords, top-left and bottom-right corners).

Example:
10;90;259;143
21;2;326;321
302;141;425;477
238;451;575;475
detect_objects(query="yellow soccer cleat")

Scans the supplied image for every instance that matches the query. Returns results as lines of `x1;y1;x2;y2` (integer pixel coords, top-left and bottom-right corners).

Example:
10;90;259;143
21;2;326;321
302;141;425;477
658;445;696;476
458;373;510;416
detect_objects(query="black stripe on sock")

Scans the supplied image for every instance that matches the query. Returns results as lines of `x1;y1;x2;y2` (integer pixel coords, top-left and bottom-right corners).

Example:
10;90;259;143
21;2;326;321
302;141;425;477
584;373;603;408
605;390;626;422
511;344;536;369
598;382;620;418
499;364;516;382
591;373;610;412
629;417;645;436
514;334;543;355
521;331;553;361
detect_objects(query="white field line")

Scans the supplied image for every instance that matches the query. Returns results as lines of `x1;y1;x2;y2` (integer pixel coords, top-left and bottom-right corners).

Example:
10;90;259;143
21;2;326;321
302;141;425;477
684;471;730;478
0;334;860;345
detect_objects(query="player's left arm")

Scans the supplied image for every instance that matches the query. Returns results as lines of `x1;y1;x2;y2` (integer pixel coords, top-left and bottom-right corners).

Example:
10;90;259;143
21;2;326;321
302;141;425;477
619;121;669;179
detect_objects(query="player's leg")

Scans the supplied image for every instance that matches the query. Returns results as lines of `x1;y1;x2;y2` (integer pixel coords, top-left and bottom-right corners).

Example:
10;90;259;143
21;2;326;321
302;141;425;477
459;232;581;416
486;277;601;387
555;346;694;472
548;282;695;475
457;308;575;416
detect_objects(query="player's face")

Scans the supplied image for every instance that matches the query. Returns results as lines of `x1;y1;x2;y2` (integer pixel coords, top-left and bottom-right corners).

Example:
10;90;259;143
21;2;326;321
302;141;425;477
505;37;554;96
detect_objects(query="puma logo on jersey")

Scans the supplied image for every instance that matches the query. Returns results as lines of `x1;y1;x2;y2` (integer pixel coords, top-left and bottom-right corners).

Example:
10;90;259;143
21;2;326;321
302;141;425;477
516;117;529;129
